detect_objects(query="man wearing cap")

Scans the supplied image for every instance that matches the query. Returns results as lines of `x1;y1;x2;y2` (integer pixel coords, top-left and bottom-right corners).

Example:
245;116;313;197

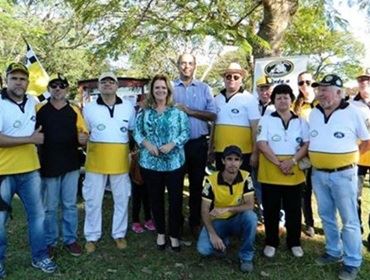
210;63;260;172
36;74;88;258
0;62;57;276
82;72;135;253
173;53;217;236
197;145;257;273
309;74;370;280
350;69;370;249
255;75;275;116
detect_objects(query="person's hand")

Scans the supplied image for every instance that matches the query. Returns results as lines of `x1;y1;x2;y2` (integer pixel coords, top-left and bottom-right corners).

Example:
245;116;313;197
209;207;229;217
210;233;226;252
175;103;191;114
279;159;294;175
29;126;44;144
143;140;159;156
78;132;89;145
159;142;175;154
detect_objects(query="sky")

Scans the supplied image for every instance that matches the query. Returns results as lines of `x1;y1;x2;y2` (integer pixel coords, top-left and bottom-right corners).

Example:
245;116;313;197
337;1;370;67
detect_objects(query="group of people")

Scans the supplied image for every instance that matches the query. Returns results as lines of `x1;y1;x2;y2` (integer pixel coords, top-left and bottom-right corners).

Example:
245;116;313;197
0;54;369;280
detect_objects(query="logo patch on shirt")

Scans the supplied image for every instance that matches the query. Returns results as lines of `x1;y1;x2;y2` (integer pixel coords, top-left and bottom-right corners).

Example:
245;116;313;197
231;108;239;114
271;135;281;142
310;130;318;137
97;124;106;131
13;120;22;128
30;116;36;122
120;127;128;133
334;132;345;138
257;125;262;136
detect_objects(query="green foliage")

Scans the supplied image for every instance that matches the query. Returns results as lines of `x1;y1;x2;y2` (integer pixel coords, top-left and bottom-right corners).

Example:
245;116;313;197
283;2;365;80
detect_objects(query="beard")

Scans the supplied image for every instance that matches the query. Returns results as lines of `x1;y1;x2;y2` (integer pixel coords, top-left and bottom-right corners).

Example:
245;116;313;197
8;87;26;99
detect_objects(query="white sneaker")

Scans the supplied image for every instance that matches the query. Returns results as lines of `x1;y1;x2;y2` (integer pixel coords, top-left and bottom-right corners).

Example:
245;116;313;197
291;246;304;257
263;245;276;258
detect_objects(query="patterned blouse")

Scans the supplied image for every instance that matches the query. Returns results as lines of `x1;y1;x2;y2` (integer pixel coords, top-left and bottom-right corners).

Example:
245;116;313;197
134;106;190;171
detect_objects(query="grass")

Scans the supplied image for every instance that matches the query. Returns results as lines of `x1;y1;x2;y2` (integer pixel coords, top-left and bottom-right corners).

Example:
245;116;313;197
3;185;370;279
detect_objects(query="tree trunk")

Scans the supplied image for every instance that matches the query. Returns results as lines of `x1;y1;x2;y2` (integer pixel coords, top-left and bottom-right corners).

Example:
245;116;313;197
255;0;299;58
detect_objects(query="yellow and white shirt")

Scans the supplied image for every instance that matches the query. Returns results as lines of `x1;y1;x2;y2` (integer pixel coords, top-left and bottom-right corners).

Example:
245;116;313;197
202;170;254;220
214;89;260;153
350;95;370;167
308;100;370;169
83;96;135;174
257;111;308;185
0;91;40;175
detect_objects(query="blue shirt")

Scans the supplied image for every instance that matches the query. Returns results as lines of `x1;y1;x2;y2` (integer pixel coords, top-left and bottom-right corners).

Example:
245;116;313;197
134;106;190;171
173;79;216;139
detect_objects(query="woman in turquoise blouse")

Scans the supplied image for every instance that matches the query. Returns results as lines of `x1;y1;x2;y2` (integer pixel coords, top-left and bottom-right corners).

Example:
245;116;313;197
134;74;190;251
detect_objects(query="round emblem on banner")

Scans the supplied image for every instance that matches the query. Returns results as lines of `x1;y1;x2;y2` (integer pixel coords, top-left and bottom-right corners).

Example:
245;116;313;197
13;120;22;128
97;124;106;131
264;60;294;78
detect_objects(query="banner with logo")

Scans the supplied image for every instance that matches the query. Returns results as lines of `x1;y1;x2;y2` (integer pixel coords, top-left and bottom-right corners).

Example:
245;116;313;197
253;55;309;96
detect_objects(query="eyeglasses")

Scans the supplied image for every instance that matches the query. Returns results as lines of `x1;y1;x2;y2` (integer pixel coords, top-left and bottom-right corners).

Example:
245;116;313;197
225;74;241;81
100;79;116;85
49;83;67;89
357;77;370;82
298;80;312;86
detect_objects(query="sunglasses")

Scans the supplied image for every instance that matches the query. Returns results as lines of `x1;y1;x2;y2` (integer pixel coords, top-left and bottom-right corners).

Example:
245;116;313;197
357;77;370;82
49;83;67;89
298;80;312;86
225;74;241;81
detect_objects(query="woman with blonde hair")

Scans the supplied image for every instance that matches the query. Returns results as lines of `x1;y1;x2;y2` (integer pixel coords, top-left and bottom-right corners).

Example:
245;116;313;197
134;74;190;251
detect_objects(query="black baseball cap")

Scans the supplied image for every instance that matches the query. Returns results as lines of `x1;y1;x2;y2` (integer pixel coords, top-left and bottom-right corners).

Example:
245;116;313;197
48;73;69;87
222;145;243;158
312;74;343;88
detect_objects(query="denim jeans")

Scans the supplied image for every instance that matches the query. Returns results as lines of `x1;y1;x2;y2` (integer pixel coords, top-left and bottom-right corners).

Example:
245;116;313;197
197;211;257;261
312;167;362;267
42;170;79;246
0;171;48;261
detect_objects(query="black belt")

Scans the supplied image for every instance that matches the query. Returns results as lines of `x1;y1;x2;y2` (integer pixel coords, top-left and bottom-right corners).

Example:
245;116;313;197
315;163;356;173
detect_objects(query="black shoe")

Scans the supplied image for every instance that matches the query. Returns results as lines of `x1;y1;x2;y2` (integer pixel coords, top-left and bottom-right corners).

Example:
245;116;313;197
156;242;166;251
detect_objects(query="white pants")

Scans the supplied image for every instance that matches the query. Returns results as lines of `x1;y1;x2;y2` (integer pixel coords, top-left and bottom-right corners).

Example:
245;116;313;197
83;172;131;241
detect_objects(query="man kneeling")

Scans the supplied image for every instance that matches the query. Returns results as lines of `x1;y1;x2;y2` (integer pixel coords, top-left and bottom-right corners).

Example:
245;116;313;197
197;145;257;272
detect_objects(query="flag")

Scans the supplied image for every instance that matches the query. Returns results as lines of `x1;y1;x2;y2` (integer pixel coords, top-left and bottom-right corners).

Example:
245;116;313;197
25;42;50;100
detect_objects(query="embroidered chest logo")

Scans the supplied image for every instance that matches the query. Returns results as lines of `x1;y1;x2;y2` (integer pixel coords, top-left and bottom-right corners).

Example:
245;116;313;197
120;127;128;133
97;124;106;131
333;132;345;138
231;108;239;114
271;135;281;142
13;120;22;128
310;130;318;137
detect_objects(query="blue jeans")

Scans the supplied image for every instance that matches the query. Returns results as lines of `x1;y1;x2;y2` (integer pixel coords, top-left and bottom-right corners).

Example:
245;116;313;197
42;170;79;246
0;171;48;262
197;211;257;261
312;167;362;267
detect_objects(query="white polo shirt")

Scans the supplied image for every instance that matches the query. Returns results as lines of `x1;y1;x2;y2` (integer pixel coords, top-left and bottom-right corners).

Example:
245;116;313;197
257;111;308;185
83;96;135;174
350;96;370;166
0;92;40;174
308;100;370;169
214;90;260;153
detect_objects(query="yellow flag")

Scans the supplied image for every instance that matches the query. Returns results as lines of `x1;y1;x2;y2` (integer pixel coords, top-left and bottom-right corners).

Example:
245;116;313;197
25;43;49;96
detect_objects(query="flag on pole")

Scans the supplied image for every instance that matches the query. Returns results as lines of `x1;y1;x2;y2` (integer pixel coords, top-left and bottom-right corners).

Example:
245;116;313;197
25;42;50;100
